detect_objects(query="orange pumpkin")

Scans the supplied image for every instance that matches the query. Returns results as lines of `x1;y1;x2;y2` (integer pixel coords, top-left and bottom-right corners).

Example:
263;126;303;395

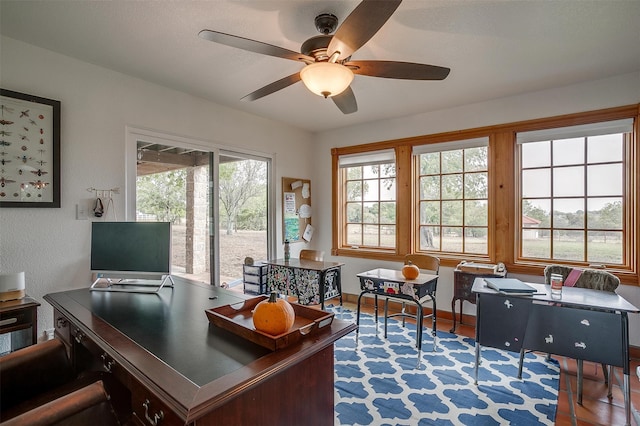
402;261;420;280
252;292;295;335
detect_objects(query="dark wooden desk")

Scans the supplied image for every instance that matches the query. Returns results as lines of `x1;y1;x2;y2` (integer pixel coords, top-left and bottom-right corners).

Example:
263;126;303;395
472;279;639;426
356;268;438;352
265;258;343;309
0;296;40;352
44;278;355;425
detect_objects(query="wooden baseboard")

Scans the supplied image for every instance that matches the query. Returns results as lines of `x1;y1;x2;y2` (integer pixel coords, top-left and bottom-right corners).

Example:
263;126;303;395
342;292;476;324
341;292;639;359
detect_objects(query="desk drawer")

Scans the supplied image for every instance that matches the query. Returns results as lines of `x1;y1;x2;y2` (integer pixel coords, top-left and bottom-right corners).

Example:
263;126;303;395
244;282;266;295
523;304;625;367
243;263;268;276
0;311;28;331
477;293;532;352
53;309;71;346
130;377;182;426
68;322;129;385
244;273;267;285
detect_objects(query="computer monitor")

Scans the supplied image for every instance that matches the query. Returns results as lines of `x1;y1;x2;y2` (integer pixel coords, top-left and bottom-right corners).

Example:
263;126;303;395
90;221;173;292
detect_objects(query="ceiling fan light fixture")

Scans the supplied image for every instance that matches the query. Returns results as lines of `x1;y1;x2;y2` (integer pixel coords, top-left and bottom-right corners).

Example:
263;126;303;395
300;62;354;98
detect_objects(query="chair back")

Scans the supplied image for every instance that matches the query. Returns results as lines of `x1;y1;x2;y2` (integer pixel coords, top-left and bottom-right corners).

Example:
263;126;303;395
0;339;75;412
405;254;440;274
544;265;619;292
299;249;324;262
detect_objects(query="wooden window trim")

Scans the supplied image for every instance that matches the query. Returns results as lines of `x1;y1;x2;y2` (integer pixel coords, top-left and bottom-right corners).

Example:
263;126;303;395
331;104;639;286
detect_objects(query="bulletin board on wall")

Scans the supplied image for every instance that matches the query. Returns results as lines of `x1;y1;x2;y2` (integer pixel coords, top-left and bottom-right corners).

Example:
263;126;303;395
282;177;313;243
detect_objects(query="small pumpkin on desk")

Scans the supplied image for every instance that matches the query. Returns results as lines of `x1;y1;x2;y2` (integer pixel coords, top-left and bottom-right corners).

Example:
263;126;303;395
401;261;420;280
252;292;295;335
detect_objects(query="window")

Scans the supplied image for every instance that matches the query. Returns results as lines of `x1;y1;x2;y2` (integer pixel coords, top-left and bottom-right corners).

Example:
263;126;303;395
331;105;638;285
517;119;633;266
339;150;396;250
414;138;489;255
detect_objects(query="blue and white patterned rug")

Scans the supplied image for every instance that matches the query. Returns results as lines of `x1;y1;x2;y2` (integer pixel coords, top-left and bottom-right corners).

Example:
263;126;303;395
329;306;559;425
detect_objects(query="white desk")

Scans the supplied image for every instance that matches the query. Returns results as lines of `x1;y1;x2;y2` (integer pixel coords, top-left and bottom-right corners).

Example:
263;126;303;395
356;268;438;352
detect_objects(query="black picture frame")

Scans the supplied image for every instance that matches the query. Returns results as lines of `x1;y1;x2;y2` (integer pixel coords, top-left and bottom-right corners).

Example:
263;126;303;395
0;89;60;208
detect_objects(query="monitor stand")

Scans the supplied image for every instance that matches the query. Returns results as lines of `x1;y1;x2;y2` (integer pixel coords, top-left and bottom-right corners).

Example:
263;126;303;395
90;274;175;294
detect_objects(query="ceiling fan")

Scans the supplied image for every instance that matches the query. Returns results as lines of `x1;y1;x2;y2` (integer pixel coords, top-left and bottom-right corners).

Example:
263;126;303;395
198;0;450;114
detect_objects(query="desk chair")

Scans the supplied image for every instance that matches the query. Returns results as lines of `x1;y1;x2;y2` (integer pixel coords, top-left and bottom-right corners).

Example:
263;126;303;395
299;249;324;261
383;254;440;348
519;264;620;404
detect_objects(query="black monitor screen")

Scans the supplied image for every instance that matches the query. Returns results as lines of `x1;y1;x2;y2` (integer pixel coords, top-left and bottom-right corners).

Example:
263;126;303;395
90;222;171;274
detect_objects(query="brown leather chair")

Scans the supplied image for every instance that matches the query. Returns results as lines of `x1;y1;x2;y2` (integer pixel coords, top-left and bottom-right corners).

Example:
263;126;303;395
0;339;122;425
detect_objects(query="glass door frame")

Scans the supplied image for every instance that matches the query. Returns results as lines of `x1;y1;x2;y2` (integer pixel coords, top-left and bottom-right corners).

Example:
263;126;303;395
125;126;276;286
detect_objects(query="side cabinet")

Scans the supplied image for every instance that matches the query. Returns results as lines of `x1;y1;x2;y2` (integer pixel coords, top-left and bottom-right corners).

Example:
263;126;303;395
451;269;506;333
243;262;268;295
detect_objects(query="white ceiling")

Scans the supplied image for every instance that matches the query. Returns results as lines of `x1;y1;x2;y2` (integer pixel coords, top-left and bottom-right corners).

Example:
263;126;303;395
1;0;639;133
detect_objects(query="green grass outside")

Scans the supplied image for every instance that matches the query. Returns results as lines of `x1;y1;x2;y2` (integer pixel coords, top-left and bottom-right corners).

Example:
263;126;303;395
348;231;622;264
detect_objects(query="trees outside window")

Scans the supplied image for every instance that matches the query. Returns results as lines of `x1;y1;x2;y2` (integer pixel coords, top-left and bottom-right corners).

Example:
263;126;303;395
332;106;637;284
137;170;186;223
342;160;396;249
417;144;488;255
219;159;267;235
518;123;631;265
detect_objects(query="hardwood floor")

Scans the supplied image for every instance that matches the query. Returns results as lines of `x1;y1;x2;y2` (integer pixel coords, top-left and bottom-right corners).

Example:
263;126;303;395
342;300;639;426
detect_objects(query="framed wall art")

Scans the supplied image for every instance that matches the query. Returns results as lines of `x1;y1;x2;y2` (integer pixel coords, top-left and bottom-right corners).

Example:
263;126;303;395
0;89;60;207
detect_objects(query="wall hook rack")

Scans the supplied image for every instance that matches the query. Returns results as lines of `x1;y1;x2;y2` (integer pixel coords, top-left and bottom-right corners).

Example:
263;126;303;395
87;187;120;199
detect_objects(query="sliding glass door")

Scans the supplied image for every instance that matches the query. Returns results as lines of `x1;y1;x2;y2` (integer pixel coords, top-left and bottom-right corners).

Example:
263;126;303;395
218;152;269;287
132;133;271;287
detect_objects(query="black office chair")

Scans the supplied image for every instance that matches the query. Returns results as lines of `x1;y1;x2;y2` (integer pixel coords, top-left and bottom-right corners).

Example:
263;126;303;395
519;264;620;404
383;253;439;349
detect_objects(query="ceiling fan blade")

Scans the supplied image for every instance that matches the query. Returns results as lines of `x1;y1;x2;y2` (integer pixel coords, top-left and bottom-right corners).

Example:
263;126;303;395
328;0;402;61
241;73;302;102
347;60;451;80
332;87;358;114
199;29;313;63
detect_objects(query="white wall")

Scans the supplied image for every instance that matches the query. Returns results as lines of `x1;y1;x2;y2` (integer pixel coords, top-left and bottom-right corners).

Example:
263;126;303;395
2;34;639;349
311;71;640;346
0;36;314;344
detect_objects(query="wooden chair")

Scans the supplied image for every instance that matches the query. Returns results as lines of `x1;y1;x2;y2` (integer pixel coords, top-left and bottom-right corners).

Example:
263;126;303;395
518;264;620;404
299;249;324;261
383;253;440;347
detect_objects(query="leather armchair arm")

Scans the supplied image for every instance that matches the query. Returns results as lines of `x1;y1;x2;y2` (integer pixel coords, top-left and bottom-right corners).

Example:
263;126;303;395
0;381;117;426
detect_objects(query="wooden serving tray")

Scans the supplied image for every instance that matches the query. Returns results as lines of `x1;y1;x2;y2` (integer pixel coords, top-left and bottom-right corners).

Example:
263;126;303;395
205;296;335;351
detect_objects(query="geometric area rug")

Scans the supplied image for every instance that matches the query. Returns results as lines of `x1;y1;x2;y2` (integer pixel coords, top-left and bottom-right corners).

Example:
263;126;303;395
328;306;560;426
